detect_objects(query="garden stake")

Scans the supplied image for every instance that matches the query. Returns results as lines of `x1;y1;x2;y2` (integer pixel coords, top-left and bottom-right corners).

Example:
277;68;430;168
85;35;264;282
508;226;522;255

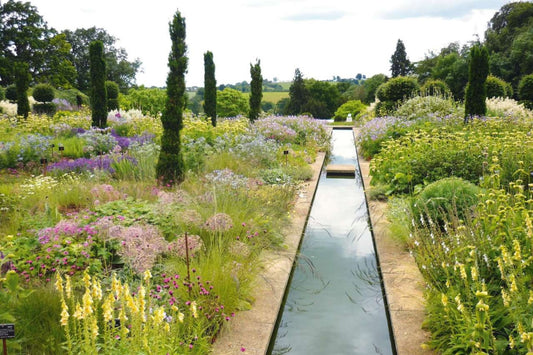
185;232;191;296
3;338;6;355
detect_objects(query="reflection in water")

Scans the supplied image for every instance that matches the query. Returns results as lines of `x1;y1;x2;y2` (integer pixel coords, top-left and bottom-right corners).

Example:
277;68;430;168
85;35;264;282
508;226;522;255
269;130;395;355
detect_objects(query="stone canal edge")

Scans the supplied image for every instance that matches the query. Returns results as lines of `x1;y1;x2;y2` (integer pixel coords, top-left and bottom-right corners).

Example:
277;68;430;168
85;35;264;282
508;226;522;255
211;128;435;355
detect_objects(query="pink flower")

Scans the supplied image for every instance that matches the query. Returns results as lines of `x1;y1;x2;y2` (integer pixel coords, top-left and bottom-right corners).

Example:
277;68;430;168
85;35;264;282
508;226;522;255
241;347;246;352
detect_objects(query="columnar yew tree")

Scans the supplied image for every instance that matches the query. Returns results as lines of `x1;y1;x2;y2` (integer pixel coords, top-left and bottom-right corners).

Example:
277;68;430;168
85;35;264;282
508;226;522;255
287;68;307;115
89;40;107;127
464;45;489;122
203;51;217;126
390;39;412;78
156;9;187;186
14;62;31;118
249;59;262;122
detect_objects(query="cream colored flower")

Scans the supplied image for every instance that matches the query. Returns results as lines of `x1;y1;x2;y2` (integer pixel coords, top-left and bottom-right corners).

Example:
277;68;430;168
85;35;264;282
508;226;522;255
55;273;63;294
65;275;72;299
60;300;69;326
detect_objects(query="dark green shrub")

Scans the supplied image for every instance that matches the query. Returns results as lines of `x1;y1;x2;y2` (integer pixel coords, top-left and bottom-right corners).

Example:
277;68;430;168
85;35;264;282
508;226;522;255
105;80;120;111
15;62;31;118
33;102;57;116
485;75;508;98
410;177;481;228
420;79;450;96
203;51;217;126
518;74;533;109
380;76;419;102
89;40;107;127
0;86;5;101
6;85;17;102
464;45;489;121
32;83;55;102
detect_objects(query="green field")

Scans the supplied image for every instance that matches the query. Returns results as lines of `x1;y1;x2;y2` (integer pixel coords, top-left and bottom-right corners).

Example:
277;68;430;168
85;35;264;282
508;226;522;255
243;91;289;104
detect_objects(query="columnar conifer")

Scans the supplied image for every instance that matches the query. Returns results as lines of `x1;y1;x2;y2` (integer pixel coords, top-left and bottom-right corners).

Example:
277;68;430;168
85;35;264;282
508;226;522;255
390;39;412;78
15;62;31;118
287;68;307;115
249;59;262;122
89;40;107;127
156;9;187;185
203;51;217;126
464;45;489;122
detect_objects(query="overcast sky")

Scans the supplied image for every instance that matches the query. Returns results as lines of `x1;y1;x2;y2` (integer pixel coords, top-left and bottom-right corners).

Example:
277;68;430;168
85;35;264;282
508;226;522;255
27;0;510;87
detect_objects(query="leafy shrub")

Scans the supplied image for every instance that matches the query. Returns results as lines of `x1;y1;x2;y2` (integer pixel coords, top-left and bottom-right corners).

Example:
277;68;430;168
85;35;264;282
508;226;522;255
217;88;249;117
375;76;419;115
420;79;450;96
485;75;509;98
5;85;17;102
333;100;366;122
120;87;166;116
0;86;5;101
33;102;57;116
518;73;533;109
396;95;456;120
410;177;481;228
32;83;55;103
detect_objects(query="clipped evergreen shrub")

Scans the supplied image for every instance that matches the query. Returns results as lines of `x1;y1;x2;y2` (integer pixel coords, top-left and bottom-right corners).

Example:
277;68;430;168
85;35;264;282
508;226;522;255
0;86;5;101
410;177;481;228
89;40;108;127
15;62;31;118
485;75;508;98
5;85;17;102
518;74;533;109
375;76;419;115
32;83;55;102
420;79;451;97
105;80;120;111
464;45;489;121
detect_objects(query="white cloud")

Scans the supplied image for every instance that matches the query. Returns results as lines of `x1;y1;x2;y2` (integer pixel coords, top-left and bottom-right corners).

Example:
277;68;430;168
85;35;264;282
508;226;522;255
27;0;509;87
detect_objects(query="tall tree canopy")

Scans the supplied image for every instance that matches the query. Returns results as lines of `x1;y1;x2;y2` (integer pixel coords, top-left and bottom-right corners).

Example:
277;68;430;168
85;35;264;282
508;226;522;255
0;0;75;87
63;27;141;92
203;51;217;126
156;9;187;186
249;59;263;122
286;68;308;115
390;39;412;77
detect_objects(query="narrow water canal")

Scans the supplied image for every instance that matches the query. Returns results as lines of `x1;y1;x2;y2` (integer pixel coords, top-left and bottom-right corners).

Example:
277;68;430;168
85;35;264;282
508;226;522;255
268;129;396;355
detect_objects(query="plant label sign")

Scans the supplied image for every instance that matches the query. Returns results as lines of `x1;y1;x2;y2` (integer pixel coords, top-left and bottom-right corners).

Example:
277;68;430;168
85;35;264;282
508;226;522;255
0;324;14;339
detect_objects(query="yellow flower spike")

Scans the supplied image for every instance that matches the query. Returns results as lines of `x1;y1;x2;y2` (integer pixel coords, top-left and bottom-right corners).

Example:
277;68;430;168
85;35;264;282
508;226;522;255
55;273;64;294
501;289;510;307
73;303;84;320
171;305;178;312
164;322;170;332
83;270;91;289
441;293;448;307
178;312;184;323
82;290;94;317
143;269;152;282
471;266;478;281
92;280;103;301
65;275;72;299
190;301;198;318
91;317;99;339
102;293;114;323
509;335;515;349
153;307;165;325
528;290;533;304
513;239;522;261
459;264;467;280
60;300;69;326
510;275;518;293
112;274;121;300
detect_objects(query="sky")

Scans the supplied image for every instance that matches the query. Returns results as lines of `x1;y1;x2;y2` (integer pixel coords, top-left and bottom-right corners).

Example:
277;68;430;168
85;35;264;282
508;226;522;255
27;0;511;87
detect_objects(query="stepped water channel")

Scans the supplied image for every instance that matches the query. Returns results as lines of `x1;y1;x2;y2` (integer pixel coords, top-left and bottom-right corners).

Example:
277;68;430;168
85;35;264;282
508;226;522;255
268;128;396;355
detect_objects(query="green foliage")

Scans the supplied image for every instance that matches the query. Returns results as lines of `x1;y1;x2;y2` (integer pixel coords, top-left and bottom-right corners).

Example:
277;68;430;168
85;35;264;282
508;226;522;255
410;177;481;228
518;74;533;109
390;39;412;77
156;9;187;186
217;88;249;117
464;45;489;121
302;79;341;119
14;62;31;118
333;100;366;122
203;51;217;126
32;83;55;102
362;74;387;104
89;41;108;128
33;102;57;116
370;119;533;193
286;68;308;115
105;80;120;111
120;87;166;116
376;76;419;115
5;85;17;102
420;79;450;96
485;75;509;98
63;27;141;92
249;59;263;122
0;86;4;101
